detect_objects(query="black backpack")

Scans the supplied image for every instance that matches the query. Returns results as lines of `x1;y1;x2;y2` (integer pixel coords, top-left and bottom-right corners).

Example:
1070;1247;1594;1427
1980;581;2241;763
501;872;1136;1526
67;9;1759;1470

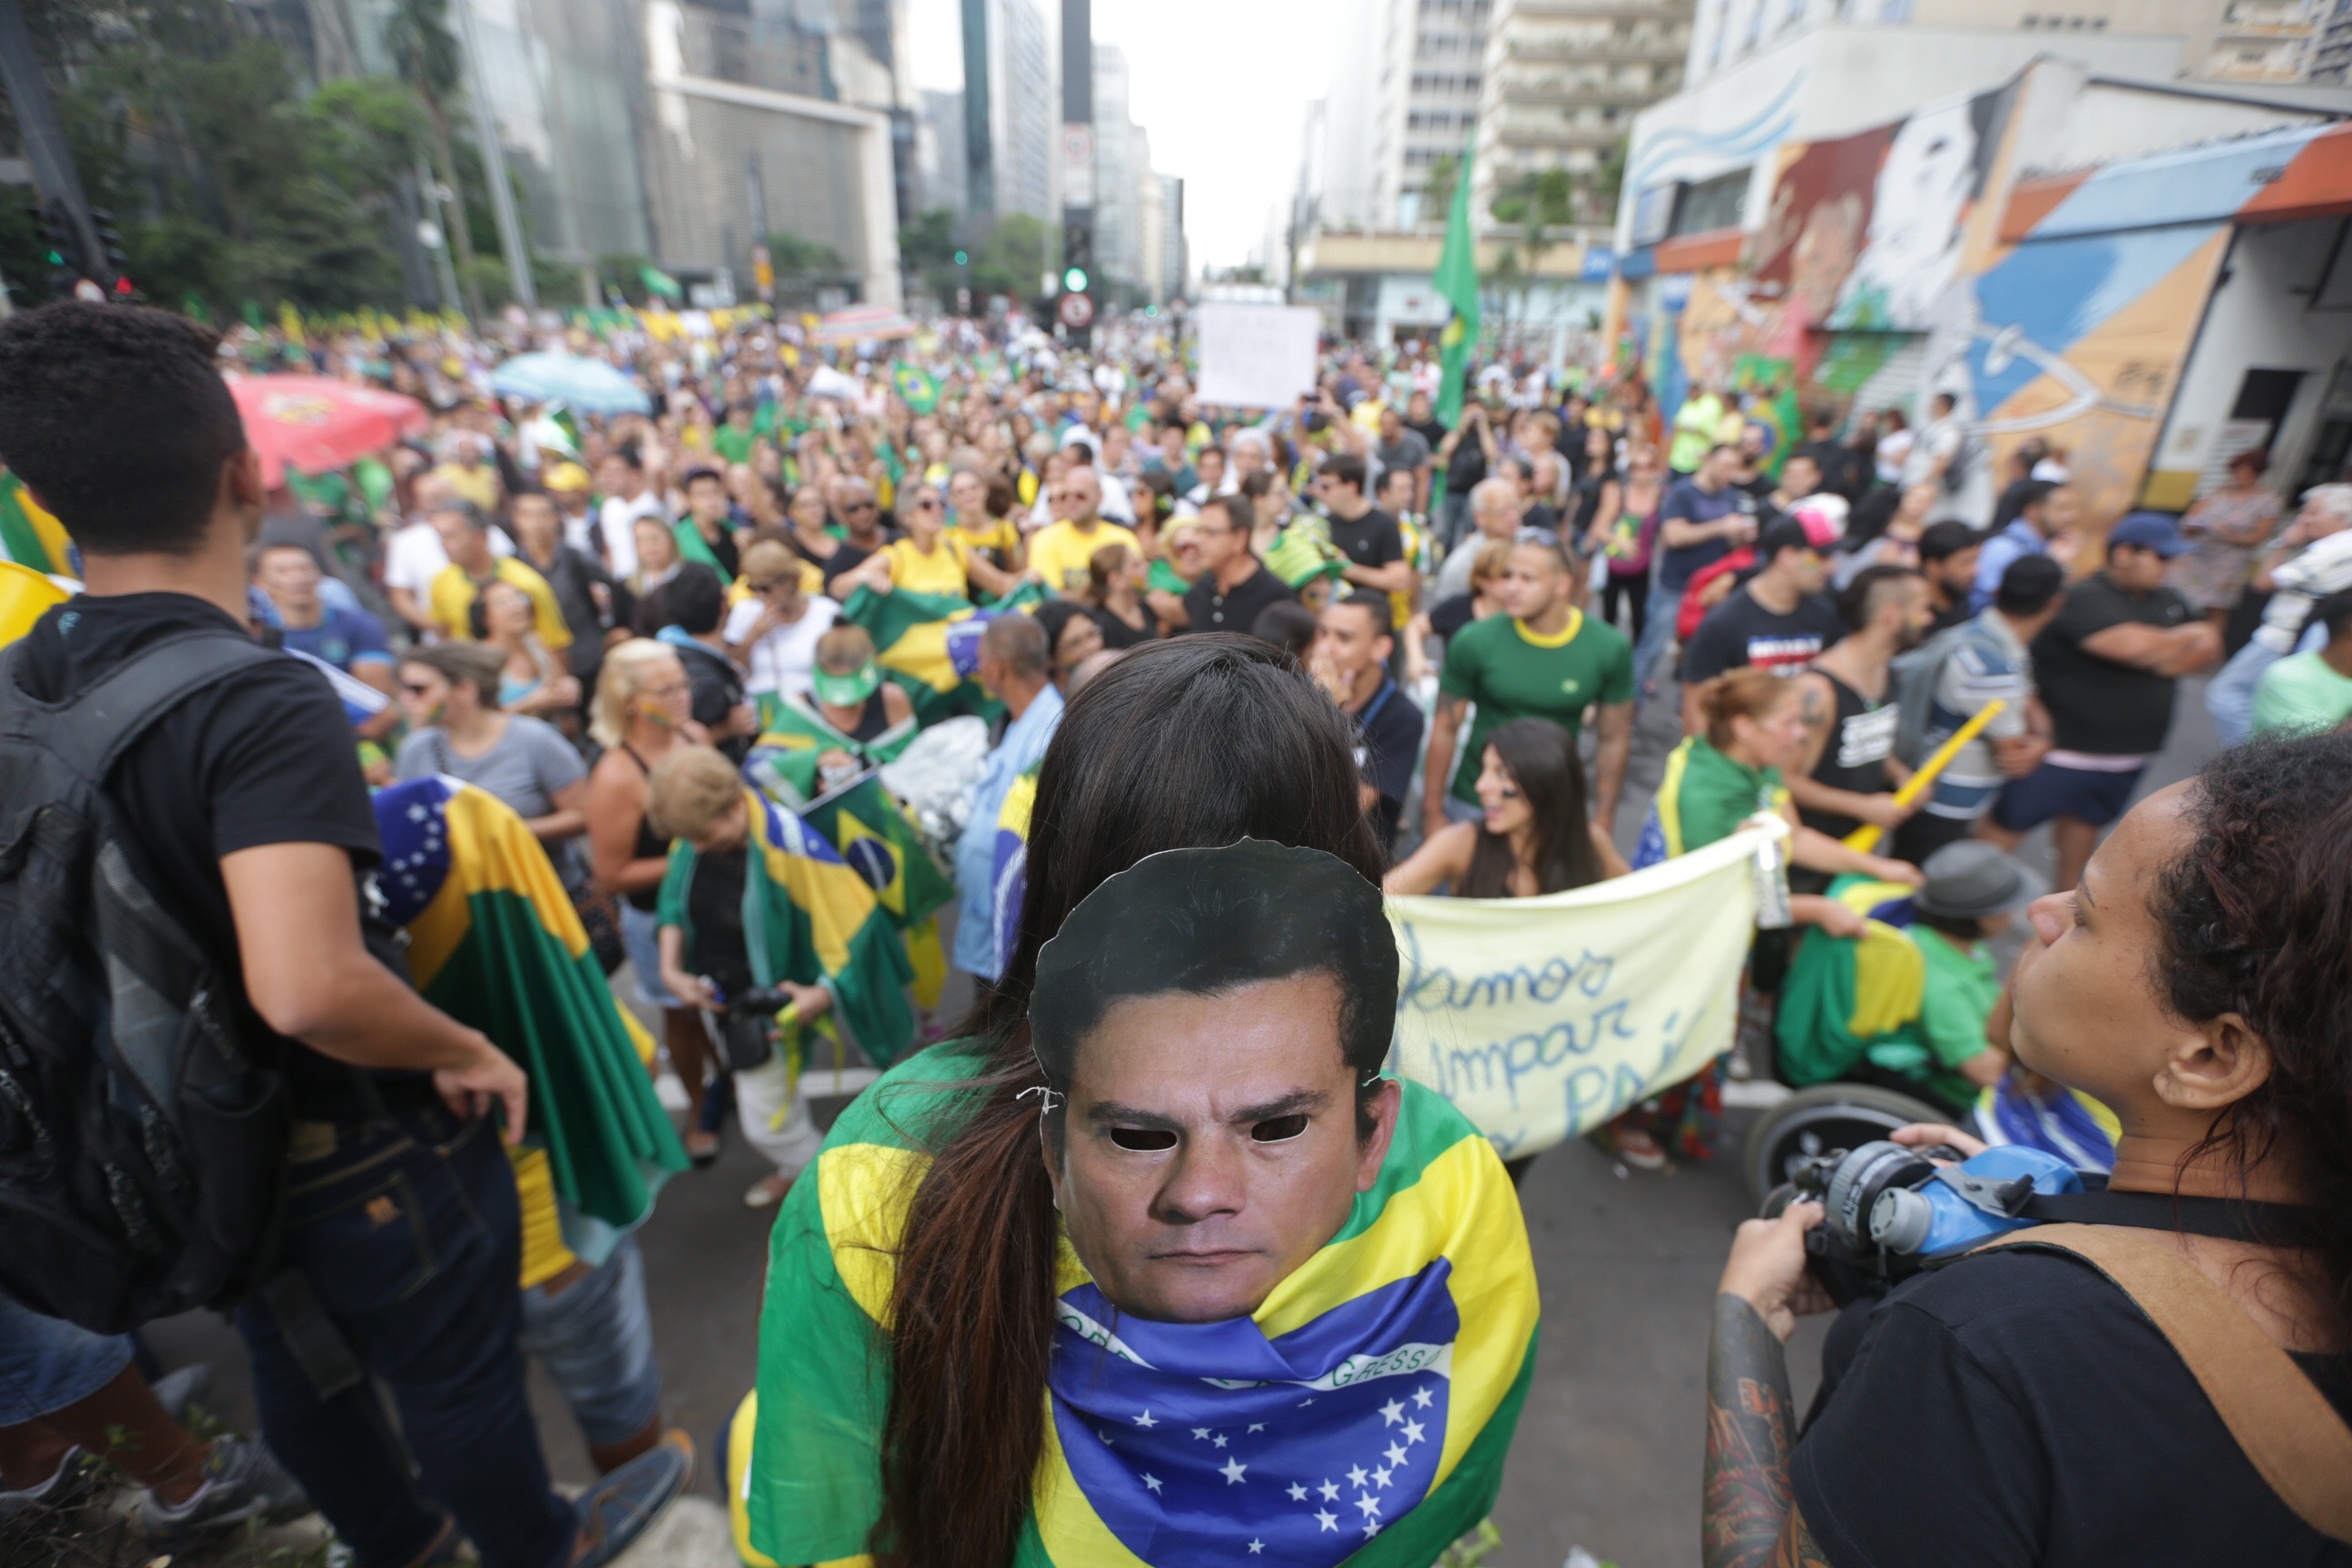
0;629;292;1334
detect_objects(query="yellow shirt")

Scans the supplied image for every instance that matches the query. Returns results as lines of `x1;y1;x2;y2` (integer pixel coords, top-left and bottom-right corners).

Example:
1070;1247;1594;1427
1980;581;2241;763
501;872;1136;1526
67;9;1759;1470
430;462;501;514
880;534;973;598
427;557;573;651
950;515;1023;566
1026;519;1140;596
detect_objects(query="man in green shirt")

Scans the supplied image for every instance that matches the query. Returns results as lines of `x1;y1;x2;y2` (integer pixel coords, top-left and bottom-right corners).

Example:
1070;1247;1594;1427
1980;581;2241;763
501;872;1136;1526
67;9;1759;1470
711;402;760;466
1424;535;1635;843
2251;589;2352;736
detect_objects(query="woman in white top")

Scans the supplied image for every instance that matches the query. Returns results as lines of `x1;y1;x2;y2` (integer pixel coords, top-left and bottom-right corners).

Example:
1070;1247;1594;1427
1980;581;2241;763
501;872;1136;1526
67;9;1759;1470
724;537;838;698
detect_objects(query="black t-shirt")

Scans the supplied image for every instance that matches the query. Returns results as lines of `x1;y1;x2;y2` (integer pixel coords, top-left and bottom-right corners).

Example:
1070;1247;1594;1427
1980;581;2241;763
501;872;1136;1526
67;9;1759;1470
1088;604;1158;650
1346;677;1426;852
1522;501;1562;536
812;539;874;593
2032;572;2193;756
1445;437;1488;493
1328;507;1405;573
1428;592;1481;642
1794;1247;2352;1568
1681;586;1846;683
683;843;754;998
12;593;403;1120
1180;562;1296;637
1798;669;1896;839
1406;416;1447;453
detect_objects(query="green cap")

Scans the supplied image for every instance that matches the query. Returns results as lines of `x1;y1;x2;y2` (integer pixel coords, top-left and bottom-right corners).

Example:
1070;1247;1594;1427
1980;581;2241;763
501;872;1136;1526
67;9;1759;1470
811;660;882;709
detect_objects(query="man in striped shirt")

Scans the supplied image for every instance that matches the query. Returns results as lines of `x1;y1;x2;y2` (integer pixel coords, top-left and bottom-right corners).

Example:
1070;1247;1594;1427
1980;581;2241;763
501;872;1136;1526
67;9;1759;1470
1891;554;2065;866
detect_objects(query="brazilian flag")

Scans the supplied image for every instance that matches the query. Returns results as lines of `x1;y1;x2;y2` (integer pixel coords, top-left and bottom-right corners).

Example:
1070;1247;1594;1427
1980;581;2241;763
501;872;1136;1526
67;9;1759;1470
745;1044;1541;1566
372;778;686;1230
798;772;956;1011
835;581;1045;724
891;362;940;415
658;789;916;1067
672;517;734;583
746;691;920;807
0;470;74;578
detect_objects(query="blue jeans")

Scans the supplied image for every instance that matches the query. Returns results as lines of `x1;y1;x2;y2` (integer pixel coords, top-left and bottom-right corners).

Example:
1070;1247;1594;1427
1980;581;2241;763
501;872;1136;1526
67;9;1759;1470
237;1108;575;1568
519;1234;662;1448
1632;575;1688;693
0;1291;132;1427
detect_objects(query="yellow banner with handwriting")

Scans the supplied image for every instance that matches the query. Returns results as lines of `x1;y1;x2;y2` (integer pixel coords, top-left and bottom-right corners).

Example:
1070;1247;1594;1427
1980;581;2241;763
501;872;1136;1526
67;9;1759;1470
1386;823;1774;1159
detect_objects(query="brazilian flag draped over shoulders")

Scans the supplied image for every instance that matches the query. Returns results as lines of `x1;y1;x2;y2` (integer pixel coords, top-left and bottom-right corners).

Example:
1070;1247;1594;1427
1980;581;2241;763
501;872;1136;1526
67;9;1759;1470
745;1045;1540;1567
372;777;685;1227
660;789;916;1068
836;582;1045;725
747;690;919;806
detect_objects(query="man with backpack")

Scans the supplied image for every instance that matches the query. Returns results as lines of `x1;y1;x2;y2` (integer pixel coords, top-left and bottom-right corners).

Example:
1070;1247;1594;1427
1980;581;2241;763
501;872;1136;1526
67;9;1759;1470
0;304;686;1568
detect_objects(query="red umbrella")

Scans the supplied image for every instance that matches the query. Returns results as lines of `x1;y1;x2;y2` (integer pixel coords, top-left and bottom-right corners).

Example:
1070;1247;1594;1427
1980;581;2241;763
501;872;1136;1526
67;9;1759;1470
227;374;429;487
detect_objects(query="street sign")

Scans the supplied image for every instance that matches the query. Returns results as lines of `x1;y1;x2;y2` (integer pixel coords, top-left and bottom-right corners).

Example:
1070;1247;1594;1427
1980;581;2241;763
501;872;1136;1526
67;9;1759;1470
1057;290;1096;328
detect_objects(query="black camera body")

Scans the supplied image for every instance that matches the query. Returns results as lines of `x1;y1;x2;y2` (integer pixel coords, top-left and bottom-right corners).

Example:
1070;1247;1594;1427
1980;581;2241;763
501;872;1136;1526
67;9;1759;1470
716;985;797;1073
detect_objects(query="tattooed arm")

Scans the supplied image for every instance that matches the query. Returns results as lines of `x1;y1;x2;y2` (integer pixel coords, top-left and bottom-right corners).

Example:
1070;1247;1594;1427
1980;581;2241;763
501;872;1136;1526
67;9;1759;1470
1704;1204;1838;1568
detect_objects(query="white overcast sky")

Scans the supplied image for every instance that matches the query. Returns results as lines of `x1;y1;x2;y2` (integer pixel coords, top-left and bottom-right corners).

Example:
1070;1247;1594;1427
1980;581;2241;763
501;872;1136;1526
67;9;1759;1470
905;0;1344;272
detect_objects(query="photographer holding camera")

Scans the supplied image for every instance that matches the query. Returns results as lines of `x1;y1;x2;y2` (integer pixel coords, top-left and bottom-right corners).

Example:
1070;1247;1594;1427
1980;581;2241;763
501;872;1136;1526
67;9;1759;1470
1702;730;2352;1568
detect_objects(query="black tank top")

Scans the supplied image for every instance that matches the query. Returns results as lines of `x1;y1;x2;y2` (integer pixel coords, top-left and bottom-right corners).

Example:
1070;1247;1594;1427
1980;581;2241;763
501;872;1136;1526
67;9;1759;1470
845;691;891;744
1799;670;1897;842
621;743;669;911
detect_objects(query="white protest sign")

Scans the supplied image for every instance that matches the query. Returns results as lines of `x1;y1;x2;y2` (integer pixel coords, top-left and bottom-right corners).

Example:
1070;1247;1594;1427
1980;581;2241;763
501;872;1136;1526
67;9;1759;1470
1193;302;1321;408
1385;823;1774;1159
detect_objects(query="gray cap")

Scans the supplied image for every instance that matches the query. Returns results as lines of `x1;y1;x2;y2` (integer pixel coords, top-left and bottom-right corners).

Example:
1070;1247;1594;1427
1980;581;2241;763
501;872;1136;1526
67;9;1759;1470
1914;840;2046;921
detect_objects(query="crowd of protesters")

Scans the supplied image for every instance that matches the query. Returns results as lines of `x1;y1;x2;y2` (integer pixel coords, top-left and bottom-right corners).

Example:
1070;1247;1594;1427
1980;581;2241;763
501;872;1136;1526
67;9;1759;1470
0;289;2347;1568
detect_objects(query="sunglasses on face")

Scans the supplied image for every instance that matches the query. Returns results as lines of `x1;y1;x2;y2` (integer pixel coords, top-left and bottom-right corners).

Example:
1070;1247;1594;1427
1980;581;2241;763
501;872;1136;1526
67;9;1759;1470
845;500;877;512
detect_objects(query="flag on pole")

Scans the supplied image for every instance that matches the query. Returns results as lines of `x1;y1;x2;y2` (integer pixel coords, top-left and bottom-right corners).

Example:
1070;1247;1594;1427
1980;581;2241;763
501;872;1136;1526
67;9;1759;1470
641;264;684;301
1434;141;1481;429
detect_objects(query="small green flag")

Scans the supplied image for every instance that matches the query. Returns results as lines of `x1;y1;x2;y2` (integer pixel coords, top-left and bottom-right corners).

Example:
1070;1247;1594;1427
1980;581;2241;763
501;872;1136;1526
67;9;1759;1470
641;264;683;301
890;362;939;414
1434;139;1482;429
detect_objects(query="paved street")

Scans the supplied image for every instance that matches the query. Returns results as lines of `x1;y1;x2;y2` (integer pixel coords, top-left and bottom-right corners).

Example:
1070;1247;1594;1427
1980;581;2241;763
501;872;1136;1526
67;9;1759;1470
144;672;2219;1568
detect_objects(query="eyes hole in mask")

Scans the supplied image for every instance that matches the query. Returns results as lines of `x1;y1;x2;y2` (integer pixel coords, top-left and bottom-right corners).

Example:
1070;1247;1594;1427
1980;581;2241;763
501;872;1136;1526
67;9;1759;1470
1251;1114;1309;1143
1110;1127;1177;1152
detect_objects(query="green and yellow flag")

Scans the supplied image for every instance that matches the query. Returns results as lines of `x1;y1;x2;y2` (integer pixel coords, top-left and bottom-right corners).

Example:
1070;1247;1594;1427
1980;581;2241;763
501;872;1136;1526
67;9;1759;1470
0;470;74;578
1434;139;1481;429
834;582;1045;725
371;777;686;1230
746;1045;1540;1566
746;691;921;807
891;362;940;415
657;789;915;1068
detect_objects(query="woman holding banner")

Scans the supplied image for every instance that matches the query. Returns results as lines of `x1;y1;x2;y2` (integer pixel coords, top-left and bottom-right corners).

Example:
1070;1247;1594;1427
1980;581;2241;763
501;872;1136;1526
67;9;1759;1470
1607;669;1924;1168
1385;717;1626;897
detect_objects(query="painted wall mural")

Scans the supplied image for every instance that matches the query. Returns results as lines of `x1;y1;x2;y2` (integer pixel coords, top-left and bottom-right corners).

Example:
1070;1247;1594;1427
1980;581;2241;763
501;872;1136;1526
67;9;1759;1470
1644;67;2347;526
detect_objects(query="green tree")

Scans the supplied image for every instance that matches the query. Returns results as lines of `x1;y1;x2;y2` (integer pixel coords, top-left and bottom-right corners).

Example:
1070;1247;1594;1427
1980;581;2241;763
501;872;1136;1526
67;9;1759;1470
763;231;848;303
1420;155;1461;228
595;251;653;307
970;211;1045;303
897;206;959;305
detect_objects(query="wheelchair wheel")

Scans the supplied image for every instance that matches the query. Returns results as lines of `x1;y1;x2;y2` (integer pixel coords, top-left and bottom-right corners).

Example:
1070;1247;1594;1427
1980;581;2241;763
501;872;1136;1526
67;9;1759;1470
1741;1083;1952;1208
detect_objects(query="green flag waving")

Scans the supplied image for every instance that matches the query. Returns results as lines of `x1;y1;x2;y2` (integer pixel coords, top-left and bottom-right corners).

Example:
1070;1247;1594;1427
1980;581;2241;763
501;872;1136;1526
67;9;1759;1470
891;362;940;415
1434;140;1481;428
641;264;684;301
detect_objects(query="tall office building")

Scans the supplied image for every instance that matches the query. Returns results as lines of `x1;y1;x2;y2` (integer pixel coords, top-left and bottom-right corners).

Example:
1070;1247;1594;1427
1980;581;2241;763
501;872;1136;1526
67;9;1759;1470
1161;175;1187;298
1471;0;1691;225
1369;0;1494;230
1093;43;1153;291
955;0;1056;220
917;87;968;214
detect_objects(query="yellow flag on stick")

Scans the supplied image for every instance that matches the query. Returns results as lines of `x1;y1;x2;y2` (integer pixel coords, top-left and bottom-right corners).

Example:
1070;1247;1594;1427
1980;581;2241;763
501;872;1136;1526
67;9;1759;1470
1843;699;2008;855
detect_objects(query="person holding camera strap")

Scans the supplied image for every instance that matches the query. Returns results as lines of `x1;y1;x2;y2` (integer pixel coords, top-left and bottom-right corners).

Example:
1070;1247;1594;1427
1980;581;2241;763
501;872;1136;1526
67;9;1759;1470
1701;730;2352;1568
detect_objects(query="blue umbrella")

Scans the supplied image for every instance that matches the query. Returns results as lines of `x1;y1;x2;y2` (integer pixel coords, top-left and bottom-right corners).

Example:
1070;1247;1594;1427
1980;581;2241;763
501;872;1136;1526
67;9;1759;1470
491;351;652;415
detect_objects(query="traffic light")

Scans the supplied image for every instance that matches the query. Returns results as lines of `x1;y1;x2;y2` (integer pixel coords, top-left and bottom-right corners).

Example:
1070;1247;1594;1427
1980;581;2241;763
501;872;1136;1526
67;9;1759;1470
952;249;968;267
31;198;83;297
1058;212;1095;345
90;207;136;298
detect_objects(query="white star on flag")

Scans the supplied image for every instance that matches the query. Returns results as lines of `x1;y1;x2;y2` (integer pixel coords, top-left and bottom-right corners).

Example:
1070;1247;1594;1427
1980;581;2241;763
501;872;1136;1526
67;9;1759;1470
1412;1385;1435;1409
1403;1418;1426;1446
1192;1427;1211;1441
1319;1479;1341;1502
1212;1433;1228;1448
1372;1465;1393;1490
1220;1457;1249;1485
1142;1474;1162;1494
1133;1409;1157;1428
1248;1541;1263;1555
1364;1520;1383;1539
1384;1443;1408;1468
1316;1510;1339;1533
1356;1493;1382;1518
1247;1423;1265;1433
1379;1398;1406;1426
1347;1465;1369;1488
1099;1430;1113;1444
1288;1483;1308;1502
